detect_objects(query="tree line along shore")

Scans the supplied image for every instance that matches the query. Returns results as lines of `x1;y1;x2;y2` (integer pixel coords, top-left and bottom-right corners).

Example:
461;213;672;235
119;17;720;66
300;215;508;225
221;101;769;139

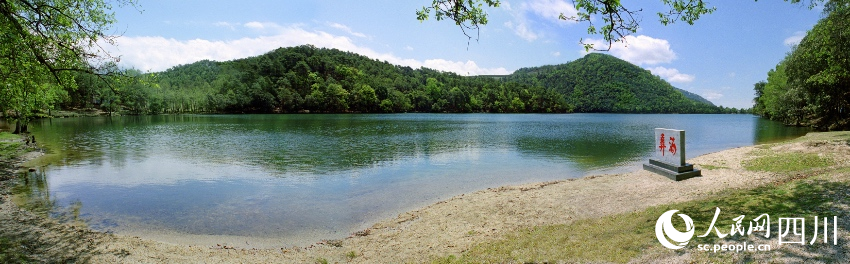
4;45;748;135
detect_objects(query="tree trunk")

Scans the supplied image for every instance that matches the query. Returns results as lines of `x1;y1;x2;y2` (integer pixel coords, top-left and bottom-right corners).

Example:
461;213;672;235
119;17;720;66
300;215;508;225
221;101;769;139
13;120;29;134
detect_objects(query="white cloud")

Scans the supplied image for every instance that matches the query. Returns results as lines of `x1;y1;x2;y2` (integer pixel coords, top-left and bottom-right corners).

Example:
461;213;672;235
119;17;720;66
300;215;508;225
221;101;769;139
701;92;723;100
213;22;239;30
503;0;578;41
582;35;677;66
422;59;509;75
580;35;694;83
648;66;694;83
404;45;414;51
107;23;508;75
328;22;368;38
243;21;267;30
524;0;579;21
784;31;805;46
504;20;539;41
551;51;561;57
502;1;513;11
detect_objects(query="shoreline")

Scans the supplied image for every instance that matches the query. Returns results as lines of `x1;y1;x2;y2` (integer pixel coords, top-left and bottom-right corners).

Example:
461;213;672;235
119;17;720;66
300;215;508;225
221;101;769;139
2;131;847;263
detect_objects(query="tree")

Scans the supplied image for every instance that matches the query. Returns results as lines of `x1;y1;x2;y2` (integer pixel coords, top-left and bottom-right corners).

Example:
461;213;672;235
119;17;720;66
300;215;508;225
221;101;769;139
758;60;807;125
753;0;849;130
69;45;721;115
350;84;379;112
0;80;66;133
752;81;767;116
0;0;135;132
785;1;849;129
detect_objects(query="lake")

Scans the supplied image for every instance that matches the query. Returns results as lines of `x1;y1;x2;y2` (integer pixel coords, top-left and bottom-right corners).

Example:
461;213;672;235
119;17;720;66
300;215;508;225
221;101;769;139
12;114;809;247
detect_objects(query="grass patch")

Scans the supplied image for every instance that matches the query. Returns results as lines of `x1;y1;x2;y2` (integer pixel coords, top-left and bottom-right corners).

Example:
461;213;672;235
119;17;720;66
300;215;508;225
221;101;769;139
435;173;850;263
0;236;29;263
0;132;19;141
744;152;834;173
0;141;22;162
791;131;850;143
456;210;660;263
345;250;358;260
0;133;24;173
700;164;729;170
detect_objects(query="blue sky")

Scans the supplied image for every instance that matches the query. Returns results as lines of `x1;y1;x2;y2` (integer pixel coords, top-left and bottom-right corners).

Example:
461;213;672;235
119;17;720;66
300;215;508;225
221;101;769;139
107;0;823;109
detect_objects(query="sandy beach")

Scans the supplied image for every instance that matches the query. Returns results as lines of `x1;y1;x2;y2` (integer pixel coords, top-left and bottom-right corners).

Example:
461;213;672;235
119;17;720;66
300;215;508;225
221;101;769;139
2;131;848;263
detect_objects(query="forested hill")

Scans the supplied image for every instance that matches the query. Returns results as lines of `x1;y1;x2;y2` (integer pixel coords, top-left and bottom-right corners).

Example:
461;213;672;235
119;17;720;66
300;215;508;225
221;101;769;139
677;88;715;106
125;45;572;114
68;45;730;114
505;53;718;113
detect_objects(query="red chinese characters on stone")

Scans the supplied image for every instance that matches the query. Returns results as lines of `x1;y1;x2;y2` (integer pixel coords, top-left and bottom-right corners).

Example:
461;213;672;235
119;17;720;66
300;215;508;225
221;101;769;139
659;133;667;156
669;137;677;155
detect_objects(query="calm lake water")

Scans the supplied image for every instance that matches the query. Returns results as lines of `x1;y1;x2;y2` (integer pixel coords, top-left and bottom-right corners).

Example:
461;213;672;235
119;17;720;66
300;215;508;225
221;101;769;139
12;114;809;247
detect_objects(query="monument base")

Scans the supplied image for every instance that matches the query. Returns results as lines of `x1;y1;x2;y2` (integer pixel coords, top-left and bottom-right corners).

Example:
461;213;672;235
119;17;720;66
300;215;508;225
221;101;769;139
643;159;701;181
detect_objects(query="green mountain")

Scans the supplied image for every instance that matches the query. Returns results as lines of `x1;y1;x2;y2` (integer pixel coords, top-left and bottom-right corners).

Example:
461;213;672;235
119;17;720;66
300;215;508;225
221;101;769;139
505;53;718;113
676;88;715;106
148;45;570;113
68;45;724;114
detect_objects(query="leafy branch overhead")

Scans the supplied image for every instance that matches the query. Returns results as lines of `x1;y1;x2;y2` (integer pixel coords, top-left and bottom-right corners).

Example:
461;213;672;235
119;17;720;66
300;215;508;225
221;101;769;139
0;0;136;133
0;0;137;84
416;0;501;42
418;0;717;50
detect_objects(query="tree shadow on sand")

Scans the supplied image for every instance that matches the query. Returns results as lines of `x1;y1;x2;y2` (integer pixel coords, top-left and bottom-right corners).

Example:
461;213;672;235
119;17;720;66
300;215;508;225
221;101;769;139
1;170;106;263
682;177;850;262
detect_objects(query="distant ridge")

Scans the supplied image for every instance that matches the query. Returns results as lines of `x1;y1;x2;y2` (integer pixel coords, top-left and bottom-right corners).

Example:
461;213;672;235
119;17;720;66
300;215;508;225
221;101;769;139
144;46;724;114
504;53;719;113
675;88;715;106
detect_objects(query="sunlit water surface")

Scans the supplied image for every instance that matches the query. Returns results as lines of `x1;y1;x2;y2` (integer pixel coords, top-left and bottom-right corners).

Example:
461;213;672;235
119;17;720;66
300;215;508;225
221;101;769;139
11;114;809;247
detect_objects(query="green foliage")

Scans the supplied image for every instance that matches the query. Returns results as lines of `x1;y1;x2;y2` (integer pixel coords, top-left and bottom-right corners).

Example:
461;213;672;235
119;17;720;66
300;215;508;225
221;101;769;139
506;53;723;113
64;45;580;114
417;1;844;52
0;138;23;161
417;0;714;50
753;60;808;125
0;236;29;264
744;152;834;172
0;0;135;130
572;0;715;50
785;2;850;130
0;132;19;141
700;164;729;170
416;0;500;40
345;250;358;260
62;46;730;114
754;1;850;130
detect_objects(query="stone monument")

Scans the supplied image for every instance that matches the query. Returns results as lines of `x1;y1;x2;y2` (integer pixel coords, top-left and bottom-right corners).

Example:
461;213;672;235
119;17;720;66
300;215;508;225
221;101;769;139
643;128;701;181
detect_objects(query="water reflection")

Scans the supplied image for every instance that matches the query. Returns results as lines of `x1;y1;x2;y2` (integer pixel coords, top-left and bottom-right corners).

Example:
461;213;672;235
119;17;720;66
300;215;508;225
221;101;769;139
29;114;806;177
753;117;811;144
16;114;810;246
12;170;55;215
12;169;85;224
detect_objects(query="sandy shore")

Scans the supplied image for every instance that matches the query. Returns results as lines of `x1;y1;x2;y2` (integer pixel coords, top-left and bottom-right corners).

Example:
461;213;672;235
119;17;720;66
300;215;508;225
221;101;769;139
2;132;848;263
